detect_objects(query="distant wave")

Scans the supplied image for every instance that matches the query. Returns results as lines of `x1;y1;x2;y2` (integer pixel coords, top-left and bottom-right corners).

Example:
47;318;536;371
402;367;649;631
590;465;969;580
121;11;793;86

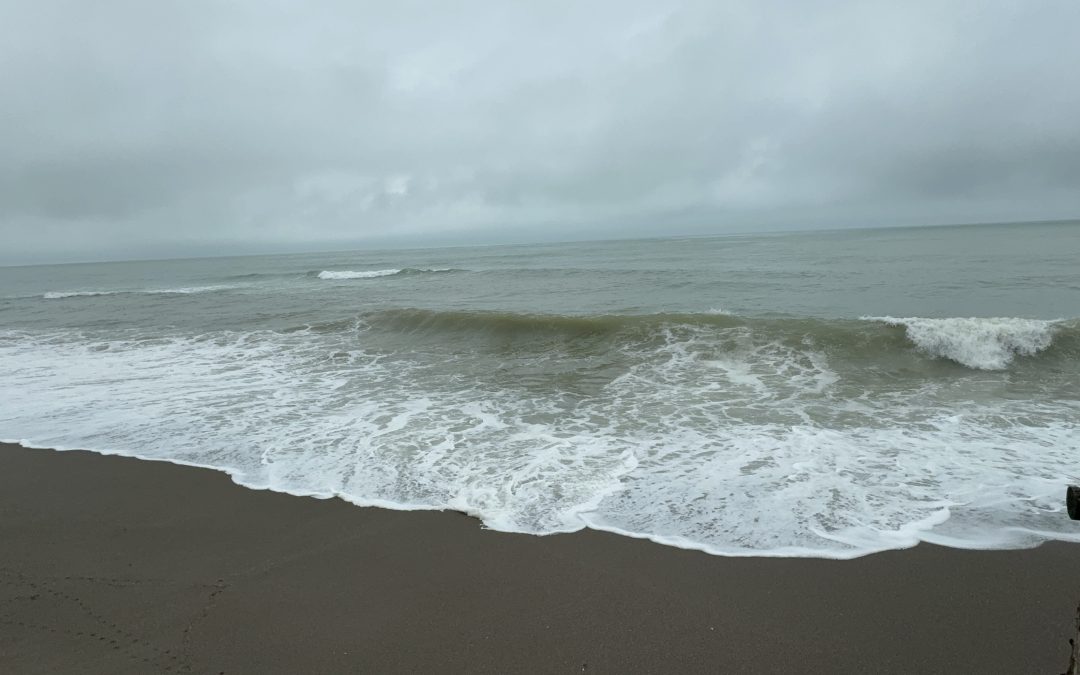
317;269;402;279
863;316;1062;370
43;291;114;299
316;268;458;280
43;285;234;300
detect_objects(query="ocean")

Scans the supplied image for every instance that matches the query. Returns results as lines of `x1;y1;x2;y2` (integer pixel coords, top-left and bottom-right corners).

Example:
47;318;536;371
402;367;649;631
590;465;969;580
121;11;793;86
2;220;1078;558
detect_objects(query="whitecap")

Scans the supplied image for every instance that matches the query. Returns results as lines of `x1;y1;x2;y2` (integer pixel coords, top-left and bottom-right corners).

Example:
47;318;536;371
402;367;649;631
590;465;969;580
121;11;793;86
318;269;402;280
864;316;1058;369
43;285;233;299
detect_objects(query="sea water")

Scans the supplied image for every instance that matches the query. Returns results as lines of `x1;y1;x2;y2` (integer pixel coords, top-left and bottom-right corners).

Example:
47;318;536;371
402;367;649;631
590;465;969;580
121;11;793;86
1;220;1078;557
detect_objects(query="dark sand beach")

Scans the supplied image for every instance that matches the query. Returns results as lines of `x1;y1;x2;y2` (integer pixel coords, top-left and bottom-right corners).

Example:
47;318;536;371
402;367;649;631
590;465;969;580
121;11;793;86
1;442;1077;674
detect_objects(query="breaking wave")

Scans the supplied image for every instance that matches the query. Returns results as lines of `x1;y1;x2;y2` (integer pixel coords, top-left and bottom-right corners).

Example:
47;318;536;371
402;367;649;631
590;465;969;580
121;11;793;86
1;309;1078;559
43;286;235;300
316;268;458;280
864;316;1062;370
351;308;1076;371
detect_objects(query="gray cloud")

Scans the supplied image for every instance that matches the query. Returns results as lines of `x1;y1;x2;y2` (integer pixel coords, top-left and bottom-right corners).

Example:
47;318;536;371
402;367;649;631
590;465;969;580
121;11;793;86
2;0;1079;263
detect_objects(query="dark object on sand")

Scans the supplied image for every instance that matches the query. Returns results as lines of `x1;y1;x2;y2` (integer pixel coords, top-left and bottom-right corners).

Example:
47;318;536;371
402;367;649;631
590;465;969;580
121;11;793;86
1068;486;1080;521
1063;603;1080;675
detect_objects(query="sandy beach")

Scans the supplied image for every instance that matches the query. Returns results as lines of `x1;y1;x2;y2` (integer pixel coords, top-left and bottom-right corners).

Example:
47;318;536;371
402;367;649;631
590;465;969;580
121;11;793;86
1;442;1077;674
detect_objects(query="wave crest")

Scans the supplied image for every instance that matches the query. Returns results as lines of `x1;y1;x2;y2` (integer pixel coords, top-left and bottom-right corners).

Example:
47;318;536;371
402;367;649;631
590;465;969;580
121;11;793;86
316;268;457;280
43;291;112;299
864;316;1059;369
353;309;1076;371
43;286;234;300
318;269;401;279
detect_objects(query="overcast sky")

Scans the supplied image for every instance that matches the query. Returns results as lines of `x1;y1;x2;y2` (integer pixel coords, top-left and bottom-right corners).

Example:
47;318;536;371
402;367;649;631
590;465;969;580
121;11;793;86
2;1;1079;263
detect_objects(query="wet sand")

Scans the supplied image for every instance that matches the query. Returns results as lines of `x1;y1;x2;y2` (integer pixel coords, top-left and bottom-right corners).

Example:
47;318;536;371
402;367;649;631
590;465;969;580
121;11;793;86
1;442;1078;674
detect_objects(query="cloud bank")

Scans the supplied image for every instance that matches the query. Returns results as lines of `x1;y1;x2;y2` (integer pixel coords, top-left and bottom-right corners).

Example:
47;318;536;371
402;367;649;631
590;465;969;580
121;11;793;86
2;0;1079;262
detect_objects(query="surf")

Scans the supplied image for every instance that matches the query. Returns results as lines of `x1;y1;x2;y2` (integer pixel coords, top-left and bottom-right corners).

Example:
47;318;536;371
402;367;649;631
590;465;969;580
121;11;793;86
1;316;1077;559
315;268;459;280
350;308;1077;371
42;285;236;299
863;316;1062;370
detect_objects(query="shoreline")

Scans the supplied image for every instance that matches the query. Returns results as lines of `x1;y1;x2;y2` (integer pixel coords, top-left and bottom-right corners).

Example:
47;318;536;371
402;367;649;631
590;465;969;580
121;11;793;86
2;442;1079;673
10;439;1076;561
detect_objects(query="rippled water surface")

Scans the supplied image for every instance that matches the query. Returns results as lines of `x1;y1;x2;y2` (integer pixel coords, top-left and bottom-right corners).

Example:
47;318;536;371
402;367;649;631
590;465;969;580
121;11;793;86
2;221;1079;557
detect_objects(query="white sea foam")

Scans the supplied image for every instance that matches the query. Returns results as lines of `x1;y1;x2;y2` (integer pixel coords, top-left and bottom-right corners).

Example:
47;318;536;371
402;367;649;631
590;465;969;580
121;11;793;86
318;269;402;279
43;291;113;299
864;316;1059;369
317;268;456;280
43;286;233;299
2;324;1077;559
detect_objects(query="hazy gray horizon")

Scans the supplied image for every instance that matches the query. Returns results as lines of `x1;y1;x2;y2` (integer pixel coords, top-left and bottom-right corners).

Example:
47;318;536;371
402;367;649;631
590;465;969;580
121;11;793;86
4;216;1078;268
3;1;1079;264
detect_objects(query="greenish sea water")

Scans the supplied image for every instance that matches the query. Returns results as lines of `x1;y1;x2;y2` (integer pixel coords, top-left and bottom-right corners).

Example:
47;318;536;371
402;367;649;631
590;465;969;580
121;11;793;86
2;220;1078;557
